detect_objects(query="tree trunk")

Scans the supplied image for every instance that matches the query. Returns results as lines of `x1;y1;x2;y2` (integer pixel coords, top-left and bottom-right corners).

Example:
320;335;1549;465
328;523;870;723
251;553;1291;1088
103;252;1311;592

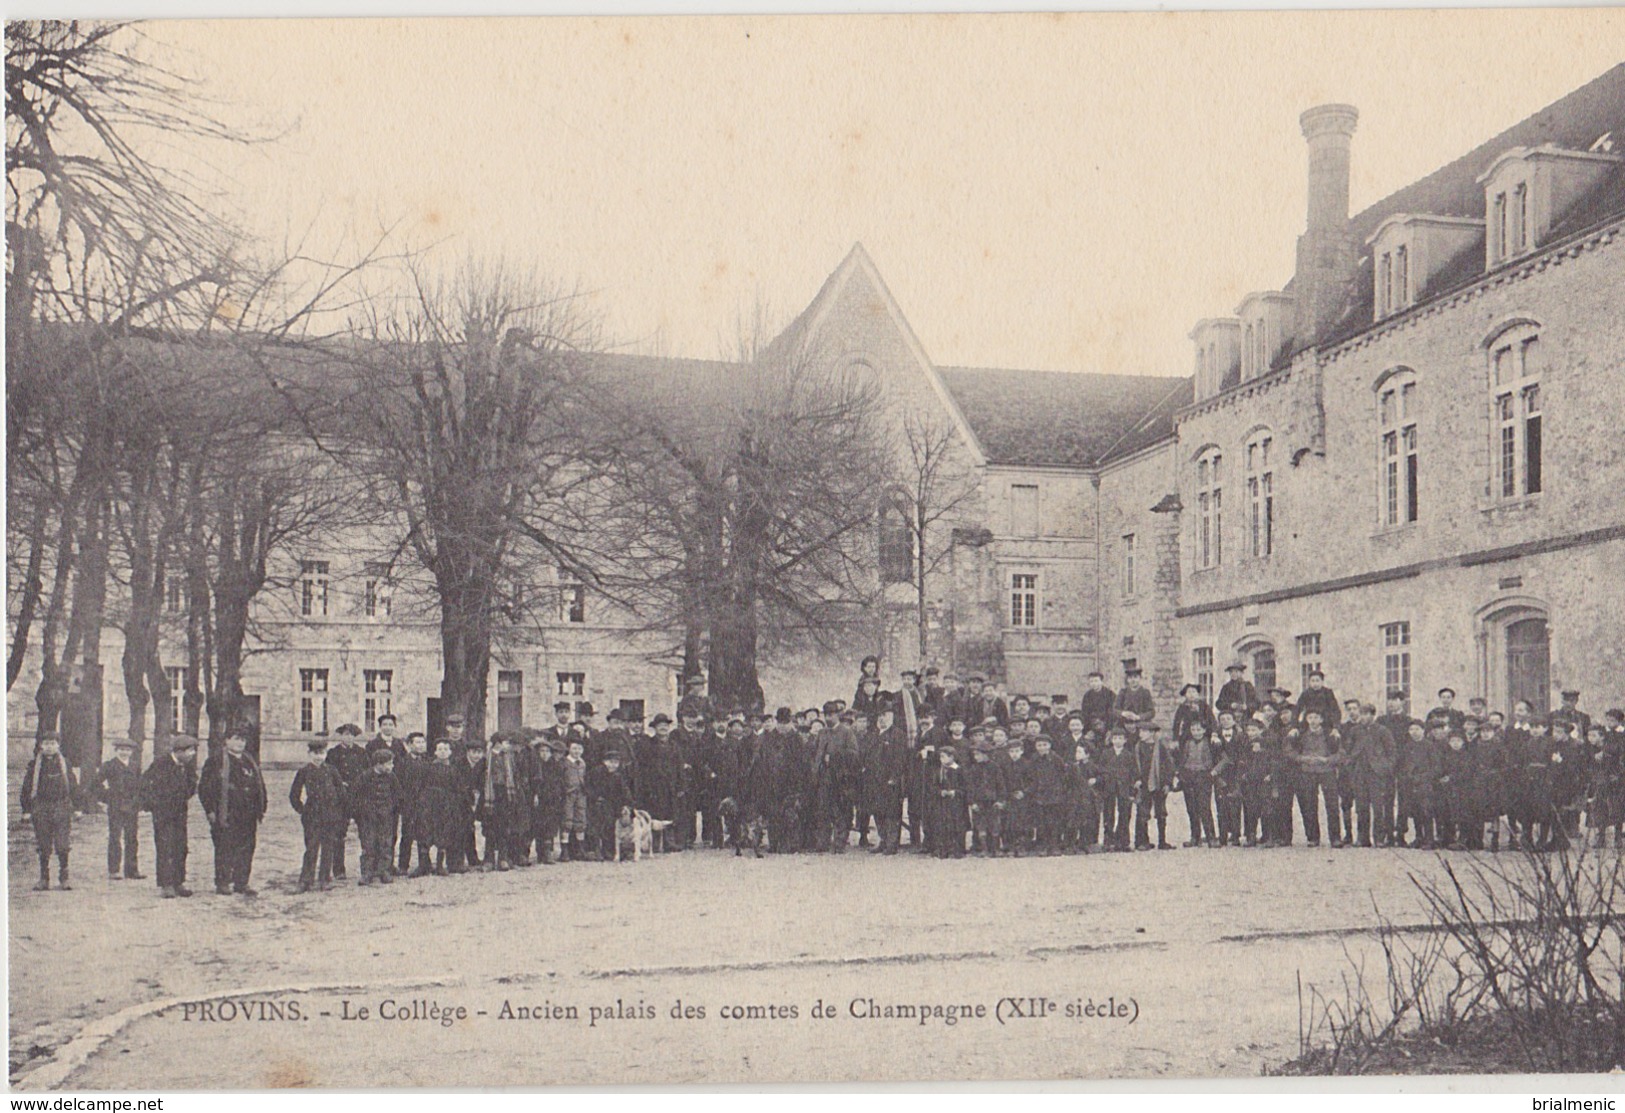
916;518;929;662
7;497;50;691
707;596;763;716
64;497;110;775
440;589;493;741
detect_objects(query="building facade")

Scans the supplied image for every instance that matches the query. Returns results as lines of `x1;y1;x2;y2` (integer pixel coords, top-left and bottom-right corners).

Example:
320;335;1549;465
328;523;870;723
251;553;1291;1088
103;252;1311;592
10;66;1624;764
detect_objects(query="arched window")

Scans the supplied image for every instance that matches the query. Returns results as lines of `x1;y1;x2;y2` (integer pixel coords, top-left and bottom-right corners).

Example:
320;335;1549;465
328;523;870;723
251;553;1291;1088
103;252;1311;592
1488;324;1542;499
1195;448;1223;570
878;498;914;585
1377;369;1419;526
1245;431;1274;557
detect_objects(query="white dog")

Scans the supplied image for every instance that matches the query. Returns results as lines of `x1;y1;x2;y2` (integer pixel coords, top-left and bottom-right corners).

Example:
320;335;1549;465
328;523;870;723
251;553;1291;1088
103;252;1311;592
614;808;675;861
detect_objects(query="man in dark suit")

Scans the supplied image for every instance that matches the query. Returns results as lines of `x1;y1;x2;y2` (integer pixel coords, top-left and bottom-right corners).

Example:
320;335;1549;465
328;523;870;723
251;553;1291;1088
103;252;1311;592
1078;671;1117;735
1216;663;1260;721
140;734;199;898
198;726;269;896
94;737;145;880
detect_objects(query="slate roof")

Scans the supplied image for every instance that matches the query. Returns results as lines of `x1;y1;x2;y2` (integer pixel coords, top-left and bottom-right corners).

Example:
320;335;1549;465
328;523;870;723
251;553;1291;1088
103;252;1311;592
1320;64;1625;347
934;366;1191;469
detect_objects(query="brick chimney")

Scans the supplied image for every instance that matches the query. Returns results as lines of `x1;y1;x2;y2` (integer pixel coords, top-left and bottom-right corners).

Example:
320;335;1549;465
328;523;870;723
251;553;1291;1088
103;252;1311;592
1293;103;1359;345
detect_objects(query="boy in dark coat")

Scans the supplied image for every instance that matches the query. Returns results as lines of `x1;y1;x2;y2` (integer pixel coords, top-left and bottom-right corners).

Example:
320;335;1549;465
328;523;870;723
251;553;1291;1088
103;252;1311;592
140;734;198;897
925;745;968;858
586;748;634;861
94;738;144;880
1210;719;1244;846
324;723;369;880
477;733;535;870
1177;719;1218;847
289;738;347;891
1066;731;1103;852
1114;669;1155;735
962;730;1009;856
198;727;268;896
1237;719;1275;846
352;748;403;884
1288;709;1343;847
20;732;80;890
530;736;567;863
1172;684;1218;746
560;738;589;861
393;732;432;876
1000;734;1032;856
1025;735;1071;855
1343;702;1397;848
1398;720;1440;849
1134;722;1178;850
1434;731;1477;849
1078;672;1117;736
1099;728;1138;851
419;740;463;873
1215;662;1259;721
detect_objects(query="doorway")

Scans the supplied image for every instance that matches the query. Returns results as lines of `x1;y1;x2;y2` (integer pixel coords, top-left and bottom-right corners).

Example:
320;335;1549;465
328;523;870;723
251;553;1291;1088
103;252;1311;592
1505;617;1550;716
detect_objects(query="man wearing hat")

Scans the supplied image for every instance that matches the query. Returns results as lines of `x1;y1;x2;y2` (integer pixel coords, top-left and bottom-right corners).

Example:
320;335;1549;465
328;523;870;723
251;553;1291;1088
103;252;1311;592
94;737;145;880
586;743;634;861
1172;683;1218;745
140;733;198;897
1216;662;1259;720
636;714;687;850
861;702;911;854
1551;689;1591;743
21;731;80;890
1266;687;1296;725
325;722;370;879
199;724;268;895
1114;668;1155;736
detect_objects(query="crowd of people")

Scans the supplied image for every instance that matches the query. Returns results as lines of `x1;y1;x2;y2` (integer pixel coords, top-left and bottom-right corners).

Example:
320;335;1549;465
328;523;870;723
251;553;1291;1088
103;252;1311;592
15;656;1625;897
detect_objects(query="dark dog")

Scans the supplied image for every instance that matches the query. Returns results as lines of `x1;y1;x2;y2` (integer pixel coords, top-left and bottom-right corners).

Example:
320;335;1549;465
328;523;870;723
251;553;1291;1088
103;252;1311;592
719;796;765;858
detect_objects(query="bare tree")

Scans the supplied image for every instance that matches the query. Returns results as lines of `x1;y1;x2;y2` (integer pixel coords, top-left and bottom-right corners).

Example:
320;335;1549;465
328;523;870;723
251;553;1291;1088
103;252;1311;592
597;328;894;714
894;409;982;662
304;262;610;740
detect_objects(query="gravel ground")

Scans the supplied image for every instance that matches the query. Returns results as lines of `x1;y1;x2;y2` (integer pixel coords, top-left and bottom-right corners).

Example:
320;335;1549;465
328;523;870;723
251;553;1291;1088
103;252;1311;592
6;768;1542;1088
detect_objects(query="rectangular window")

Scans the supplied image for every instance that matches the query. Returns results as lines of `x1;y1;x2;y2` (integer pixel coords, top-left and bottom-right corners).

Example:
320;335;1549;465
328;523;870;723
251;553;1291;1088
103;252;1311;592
1493;192;1507;261
164;666;187;735
363;562;392;619
1513;183;1528;250
1382;622;1412;709
1295;633;1322;692
1523;381;1542;496
557;567;586;624
1009;572;1038;628
1395;245;1409;308
299;668;330;734
163;571;186;615
1403;426;1419;523
555;672;586;697
362;669;393;734
1383;430;1400;527
299;560;329;619
1122;533;1136;596
1010;484;1039;537
1378;252;1392;316
1193;647;1215;705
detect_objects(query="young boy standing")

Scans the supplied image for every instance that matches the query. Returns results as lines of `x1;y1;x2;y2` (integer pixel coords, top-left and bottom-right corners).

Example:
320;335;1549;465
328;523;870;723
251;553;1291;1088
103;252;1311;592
94;738;144;880
20;733;80;891
290;739;347;891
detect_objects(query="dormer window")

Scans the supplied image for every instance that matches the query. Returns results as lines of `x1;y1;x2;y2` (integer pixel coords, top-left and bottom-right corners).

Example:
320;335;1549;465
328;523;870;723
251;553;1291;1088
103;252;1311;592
1367;214;1477;321
1479;144;1622;269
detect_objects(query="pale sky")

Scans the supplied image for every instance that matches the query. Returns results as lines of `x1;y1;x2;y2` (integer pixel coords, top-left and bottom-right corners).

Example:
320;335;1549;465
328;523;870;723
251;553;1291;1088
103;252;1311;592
148;11;1625;376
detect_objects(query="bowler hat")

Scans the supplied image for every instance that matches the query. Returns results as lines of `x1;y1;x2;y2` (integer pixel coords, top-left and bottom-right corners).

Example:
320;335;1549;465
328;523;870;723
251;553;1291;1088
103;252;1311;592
1226;662;1246;673
650;713;672;727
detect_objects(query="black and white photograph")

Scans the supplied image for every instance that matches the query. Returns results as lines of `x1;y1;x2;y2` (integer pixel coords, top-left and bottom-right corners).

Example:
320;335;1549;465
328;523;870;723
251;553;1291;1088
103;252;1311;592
6;9;1625;1091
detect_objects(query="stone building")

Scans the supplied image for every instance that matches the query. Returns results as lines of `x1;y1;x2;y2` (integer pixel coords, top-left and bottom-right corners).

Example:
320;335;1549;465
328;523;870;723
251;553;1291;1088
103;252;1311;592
10;65;1623;764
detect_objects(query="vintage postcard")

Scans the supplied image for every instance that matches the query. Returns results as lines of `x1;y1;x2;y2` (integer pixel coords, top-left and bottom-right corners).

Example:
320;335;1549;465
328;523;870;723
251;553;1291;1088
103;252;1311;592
6;9;1625;1091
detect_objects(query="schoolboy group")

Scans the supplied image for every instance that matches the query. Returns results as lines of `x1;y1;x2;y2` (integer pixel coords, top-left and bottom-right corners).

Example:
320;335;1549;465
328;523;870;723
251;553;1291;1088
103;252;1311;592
15;656;1625;896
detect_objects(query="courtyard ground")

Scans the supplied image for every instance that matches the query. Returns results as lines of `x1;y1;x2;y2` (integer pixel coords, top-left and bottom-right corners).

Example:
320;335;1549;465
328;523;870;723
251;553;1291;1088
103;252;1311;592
5;769;1565;1088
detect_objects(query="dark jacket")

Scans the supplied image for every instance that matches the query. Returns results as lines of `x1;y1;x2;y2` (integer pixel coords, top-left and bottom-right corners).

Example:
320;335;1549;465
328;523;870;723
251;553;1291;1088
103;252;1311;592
197;750;267;828
1216;678;1260;719
1172;701;1218;744
1294;686;1343;730
1023;751;1072;806
1114;686;1156;727
325;741;370;786
962;757;1010;805
289;761;347;826
139;755;197;821
1100;744;1140;799
93;756;142;816
350;766;402;822
1077;687;1117;732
